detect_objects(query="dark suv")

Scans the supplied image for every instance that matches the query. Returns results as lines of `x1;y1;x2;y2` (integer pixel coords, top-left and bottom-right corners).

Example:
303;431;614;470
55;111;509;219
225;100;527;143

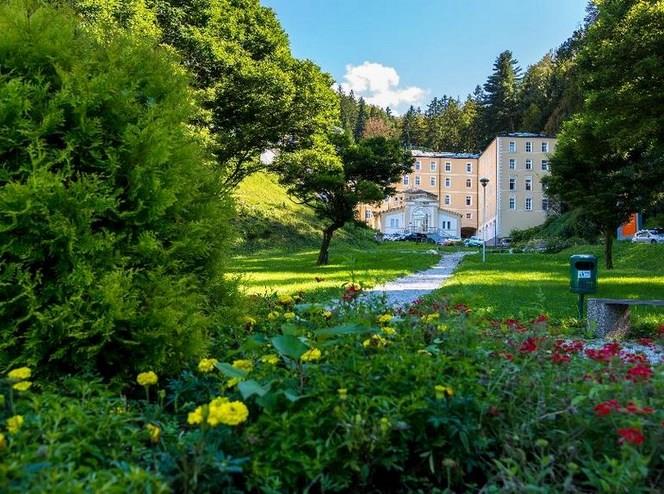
401;233;435;243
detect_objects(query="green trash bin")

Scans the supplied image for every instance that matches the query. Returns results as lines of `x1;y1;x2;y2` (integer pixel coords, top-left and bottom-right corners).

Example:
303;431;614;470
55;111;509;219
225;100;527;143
570;254;598;294
570;254;598;318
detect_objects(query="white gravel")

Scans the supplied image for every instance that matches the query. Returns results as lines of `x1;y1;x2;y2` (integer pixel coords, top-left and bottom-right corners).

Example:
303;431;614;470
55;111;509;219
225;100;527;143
361;251;473;307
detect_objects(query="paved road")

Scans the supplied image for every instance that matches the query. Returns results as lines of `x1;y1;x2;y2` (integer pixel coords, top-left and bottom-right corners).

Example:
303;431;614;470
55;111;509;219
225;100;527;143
362;251;473;307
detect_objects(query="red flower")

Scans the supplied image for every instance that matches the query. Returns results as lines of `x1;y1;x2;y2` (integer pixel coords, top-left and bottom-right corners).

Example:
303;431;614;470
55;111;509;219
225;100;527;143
625;402;640;414
626;363;653;382
555;339;584;354
617;427;644;446
505;318;527;332
586;342;621;363
519;337;538;353
552;352;571;364
641;406;655;415
594;400;621;417
621;352;648;364
637;338;654;347
532;314;549;324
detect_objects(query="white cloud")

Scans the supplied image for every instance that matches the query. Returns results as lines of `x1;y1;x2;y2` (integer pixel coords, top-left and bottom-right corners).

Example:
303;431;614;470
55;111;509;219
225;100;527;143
339;62;426;114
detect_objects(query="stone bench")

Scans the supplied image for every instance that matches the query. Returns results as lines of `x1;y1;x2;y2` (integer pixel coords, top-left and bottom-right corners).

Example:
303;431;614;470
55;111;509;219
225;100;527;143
587;298;664;338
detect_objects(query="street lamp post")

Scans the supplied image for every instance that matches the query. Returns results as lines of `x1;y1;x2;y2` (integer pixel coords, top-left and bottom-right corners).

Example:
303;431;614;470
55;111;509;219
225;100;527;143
479;177;489;263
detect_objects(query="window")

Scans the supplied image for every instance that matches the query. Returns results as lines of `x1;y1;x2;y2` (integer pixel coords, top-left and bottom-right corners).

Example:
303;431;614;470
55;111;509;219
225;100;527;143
509;197;516;210
525;141;532;152
445;177;451;188
442;221;451;230
445;162;451;172
525;159;533;170
430;176;436;186
389;218;399;228
364;210;372;220
466;213;472;219
415;175;421;186
444;194;451;205
541;160;549;171
509;178;516;191
466;178;472;188
509;159;516;170
525;178;532;191
541;142;549;153
431;162;437;172
403;175;409;185
542;198;549;211
525;198;532;211
465;196;472;206
466;162;472;173
509;141;516;152
415;161;421;171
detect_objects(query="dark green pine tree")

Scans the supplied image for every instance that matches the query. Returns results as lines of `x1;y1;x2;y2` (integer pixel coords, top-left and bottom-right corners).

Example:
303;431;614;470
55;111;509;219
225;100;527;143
400;106;418;148
354;97;367;141
338;87;359;136
481;50;522;142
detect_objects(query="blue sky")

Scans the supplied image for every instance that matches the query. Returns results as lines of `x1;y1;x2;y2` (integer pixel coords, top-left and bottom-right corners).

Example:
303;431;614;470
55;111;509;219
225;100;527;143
263;0;588;113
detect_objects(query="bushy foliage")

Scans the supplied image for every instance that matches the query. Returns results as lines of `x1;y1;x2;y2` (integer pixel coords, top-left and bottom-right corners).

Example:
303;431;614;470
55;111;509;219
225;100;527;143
0;1;235;378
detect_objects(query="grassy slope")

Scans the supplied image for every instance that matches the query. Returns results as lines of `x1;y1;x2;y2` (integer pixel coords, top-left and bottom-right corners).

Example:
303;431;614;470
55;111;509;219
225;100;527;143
231;173;442;300
437;242;664;326
233;173;374;251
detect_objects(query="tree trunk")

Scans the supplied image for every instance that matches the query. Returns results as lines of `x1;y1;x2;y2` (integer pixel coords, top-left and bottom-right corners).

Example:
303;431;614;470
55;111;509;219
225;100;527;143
317;225;338;266
604;230;614;270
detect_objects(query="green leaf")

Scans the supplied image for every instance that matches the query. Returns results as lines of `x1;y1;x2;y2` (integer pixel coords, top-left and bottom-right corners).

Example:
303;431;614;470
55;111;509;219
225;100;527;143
270;335;308;360
315;324;372;337
215;362;248;379
238;380;269;399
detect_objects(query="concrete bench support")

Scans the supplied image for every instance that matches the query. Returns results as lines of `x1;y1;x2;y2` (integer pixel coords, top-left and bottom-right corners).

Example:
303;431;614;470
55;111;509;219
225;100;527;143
587;298;664;338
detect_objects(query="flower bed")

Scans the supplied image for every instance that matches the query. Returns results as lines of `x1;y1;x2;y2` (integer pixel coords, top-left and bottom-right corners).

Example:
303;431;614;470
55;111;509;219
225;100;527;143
1;292;662;492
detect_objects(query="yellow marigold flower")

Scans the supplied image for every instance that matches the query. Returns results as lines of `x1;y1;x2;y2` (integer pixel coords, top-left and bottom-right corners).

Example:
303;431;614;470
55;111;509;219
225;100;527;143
211;400;249;426
337;388;348;400
283;312;296;321
225;377;241;388
434;385;454;400
300;348;322;362
146;423;161;444
377;314;393;325
362;334;388;349
187;406;204;425
136;371;158;387
12;381;32;392
267;311;280;321
278;294;294;305
7;367;31;381
242;316;257;327
437;323;449;332
260;354;279;365
209;396;229;407
381;326;396;336
422;313;439;323
197;358;218;373
6;415;23;434
232;359;253;373
322;310;333;320
0;432;5;449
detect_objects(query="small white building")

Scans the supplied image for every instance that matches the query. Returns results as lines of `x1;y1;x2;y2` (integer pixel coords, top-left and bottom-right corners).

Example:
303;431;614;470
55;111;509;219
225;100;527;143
374;190;461;237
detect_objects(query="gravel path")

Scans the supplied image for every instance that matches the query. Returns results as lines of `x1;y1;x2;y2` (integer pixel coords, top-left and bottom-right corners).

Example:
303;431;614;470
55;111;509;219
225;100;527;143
362;251;473;307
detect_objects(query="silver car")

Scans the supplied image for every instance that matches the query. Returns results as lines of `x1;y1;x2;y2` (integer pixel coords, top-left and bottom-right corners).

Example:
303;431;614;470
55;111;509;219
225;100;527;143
631;229;664;244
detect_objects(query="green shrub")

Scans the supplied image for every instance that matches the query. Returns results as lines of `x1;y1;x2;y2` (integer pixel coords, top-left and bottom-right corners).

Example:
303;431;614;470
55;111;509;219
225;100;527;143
0;1;236;379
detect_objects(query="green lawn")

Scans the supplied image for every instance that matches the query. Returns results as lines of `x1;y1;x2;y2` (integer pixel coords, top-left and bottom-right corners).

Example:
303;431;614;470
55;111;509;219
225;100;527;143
231;241;441;300
436;242;664;326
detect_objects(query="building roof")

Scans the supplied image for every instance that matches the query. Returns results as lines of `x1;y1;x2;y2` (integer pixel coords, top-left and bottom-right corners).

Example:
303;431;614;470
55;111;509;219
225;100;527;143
411;150;480;159
497;131;556;138
401;188;439;199
374;204;462;218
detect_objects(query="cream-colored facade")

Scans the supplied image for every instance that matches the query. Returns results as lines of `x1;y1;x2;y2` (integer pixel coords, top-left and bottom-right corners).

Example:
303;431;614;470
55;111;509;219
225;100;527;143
478;134;556;243
360;133;556;240
361;152;480;236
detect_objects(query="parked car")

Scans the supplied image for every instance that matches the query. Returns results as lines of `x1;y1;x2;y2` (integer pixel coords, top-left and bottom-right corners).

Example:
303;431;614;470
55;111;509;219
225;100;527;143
401;232;436;243
463;236;485;247
439;236;462;246
632;229;664;244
